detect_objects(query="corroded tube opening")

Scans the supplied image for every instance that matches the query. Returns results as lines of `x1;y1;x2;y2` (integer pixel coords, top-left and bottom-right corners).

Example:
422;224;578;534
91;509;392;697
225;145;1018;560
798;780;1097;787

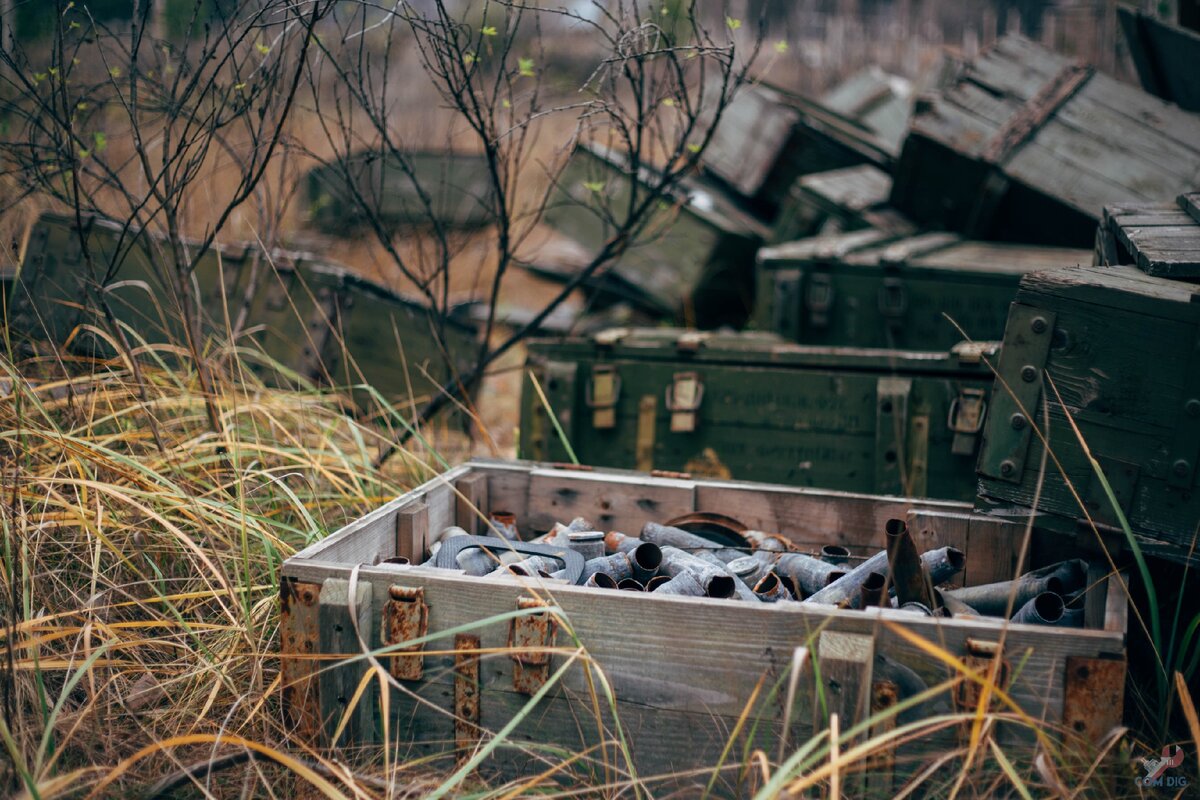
885;518;907;538
821;544;850;564
633;542;663;573
617;578;645;591
706;575;736;599
860;571;885;608
584;572;618;590
1036;592;1065;622
645;575;671;592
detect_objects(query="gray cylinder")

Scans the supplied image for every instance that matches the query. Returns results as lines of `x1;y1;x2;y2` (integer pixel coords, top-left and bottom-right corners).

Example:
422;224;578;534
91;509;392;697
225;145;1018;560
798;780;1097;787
1011;592;1066;626
566;530;606;561
584;572;618;590
641;522;745;564
776;553;847;597
652;570;707;597
581;552;633;583
754;572;792;603
805;550;890;608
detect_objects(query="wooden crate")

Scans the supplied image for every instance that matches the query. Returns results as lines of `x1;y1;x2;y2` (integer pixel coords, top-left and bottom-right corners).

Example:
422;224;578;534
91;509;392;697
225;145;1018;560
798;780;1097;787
6;211;476;411
977;265;1200;565
304;150;495;235
280;460;1128;794
537;143;767;330
770;164;916;244
1119;7;1200;113
890;35;1200;248
518;327;997;501
754;229;1090;351
1095;193;1200;279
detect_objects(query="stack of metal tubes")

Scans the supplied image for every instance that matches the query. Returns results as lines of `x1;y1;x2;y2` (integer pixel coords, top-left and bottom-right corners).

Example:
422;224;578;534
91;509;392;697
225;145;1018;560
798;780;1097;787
418;512;1089;627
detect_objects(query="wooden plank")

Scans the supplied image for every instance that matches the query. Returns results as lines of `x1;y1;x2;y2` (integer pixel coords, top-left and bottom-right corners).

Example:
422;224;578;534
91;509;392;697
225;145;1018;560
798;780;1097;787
395;502;429;563
455;473;490;535
526;467;695;536
318;577;375;746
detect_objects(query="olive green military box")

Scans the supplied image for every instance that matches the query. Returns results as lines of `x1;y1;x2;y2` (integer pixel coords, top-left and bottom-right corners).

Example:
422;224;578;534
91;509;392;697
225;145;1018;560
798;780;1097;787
770;163;916;244
305;150;495;235
536;143;767;329
1095;192;1200;279
754;229;1090;351
976;265;1200;565
6;211;476;412
519;328;998;501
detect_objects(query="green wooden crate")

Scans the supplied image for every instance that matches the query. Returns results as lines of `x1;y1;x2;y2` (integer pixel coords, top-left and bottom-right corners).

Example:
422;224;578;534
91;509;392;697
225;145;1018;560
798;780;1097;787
6;211;476;412
1095;193;1200;279
770;164;916;244
754;229;1090;351
305;150;495;235
518;328;999;501
890;35;1200;248
1120;7;1200;113
537;143;767;329
976;265;1200;565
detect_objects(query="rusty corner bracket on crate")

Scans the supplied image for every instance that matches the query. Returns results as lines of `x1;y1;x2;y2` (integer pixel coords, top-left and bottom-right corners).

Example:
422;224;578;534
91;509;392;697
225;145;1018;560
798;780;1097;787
383;585;428;681
1062;655;1126;746
279;578;322;744
455;633;482;760
954;638;1010;726
509;597;558;695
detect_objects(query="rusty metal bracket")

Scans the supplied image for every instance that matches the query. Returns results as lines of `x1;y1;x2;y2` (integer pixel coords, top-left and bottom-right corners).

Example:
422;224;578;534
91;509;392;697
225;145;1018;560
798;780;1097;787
586;364;621;430
280;579;322;745
1062;656;1125;747
665;371;704;433
955;639;1010;718
509;597;558;695
978;305;1057;482
635;394;657;472
947;388;988;456
454;633;482;759
804;272;834;329
383;585;428;681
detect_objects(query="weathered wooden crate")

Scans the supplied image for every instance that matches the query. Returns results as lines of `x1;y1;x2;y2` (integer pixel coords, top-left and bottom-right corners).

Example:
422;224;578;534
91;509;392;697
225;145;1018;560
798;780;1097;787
1119;7;1200;113
699;81;897;221
754;229;1090;351
977;265;1200;565
537;143;767;329
280;459;1128;794
518;327;998;501
304;150;495;235
890;35;1200;248
1095;193;1200;279
819;66;914;157
6;211;476;410
770;164;916;244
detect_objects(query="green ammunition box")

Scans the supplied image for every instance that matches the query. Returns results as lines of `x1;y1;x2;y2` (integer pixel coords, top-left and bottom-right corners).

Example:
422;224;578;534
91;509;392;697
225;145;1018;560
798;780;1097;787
770;164;916;243
755;230;1090;351
519;328;998;501
977;265;1200;565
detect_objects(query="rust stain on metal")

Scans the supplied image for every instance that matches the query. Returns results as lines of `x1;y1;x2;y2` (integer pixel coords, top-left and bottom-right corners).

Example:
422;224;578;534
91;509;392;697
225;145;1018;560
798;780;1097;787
383;585;428;681
454;633;481;759
649;469;692;480
279;578;321;744
867;680;899;790
1063;656;1126;746
509;597;557;695
955;638;1009;721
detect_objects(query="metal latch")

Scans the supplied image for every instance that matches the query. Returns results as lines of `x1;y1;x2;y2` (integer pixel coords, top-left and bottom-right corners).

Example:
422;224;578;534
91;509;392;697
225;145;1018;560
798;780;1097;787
947;388;988;456
383;585;428;681
772;269;803;340
954;639;1009;718
805;272;834;328
509;597;557;695
878;277;908;319
586;364;621;429
665;371;704;433
676;330;708;353
454;633;481;759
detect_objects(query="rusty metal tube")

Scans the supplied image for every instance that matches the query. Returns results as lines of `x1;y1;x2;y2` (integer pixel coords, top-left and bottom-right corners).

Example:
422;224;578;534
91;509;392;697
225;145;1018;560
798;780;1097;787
753;572;792;603
584;572;619;590
566;530;606;560
743;530;791;565
886;519;935;609
641;522;745;563
692;550;757;601
488;510;520;540
944;560;1083;616
507;555;563;576
651;570;707;597
922;546;967;587
859;571;886;608
644;575;672;592
804;550;890;607
821;544;851;565
1011;592;1066;626
776;553;846;597
617;578;645;591
580;552;633;583
933;588;980;617
630;542;663;584
658;546;737;598
727;555;769;588
603;531;643;555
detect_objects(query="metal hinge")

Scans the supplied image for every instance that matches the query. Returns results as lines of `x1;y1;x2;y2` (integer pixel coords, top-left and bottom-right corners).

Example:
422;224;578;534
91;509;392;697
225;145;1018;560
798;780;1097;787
586;364;621;430
665;371;704;433
383;585;428;681
947;388;988;456
954;639;1009;719
805;272;834;329
509;597;557;695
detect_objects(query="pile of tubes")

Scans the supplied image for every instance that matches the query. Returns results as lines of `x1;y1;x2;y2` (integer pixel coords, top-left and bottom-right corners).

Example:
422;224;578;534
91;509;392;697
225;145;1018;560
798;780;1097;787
418;512;1089;627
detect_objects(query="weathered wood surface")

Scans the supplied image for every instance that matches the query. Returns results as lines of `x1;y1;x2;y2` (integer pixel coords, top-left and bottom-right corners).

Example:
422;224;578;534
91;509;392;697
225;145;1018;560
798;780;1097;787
977;265;1200;565
890;35;1200;248
1096;195;1200;278
6;211;476;411
755;228;1089;349
536;143;766;329
820;66;914;156
771;164;917;244
282;460;1128;792
1119;7;1200;113
519;329;998;501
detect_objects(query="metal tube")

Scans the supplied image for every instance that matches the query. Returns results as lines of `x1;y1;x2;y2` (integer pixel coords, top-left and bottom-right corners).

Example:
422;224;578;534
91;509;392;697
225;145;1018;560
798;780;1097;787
645;575;672;592
581;552;633;583
753;572;792;603
804;550;890;608
652;570;706;597
776;553;846;597
944;560;1082;616
922;546;967;586
1011;592;1066;626
727;555;769;588
658;546;737;599
507;555;563;576
630;542;663;585
604;531;643;554
821;544;851;565
692;550;757;601
617;578;645;591
584;572;619;590
566;531;606;560
641;522;745;564
743;530;791;565
859;571;886;608
489;510;520;541
886;519;934;609
933;588;980;617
